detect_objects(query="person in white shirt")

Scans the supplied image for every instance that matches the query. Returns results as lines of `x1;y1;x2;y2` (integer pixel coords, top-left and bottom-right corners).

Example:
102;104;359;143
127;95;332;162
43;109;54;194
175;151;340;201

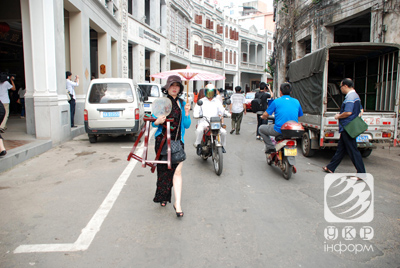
216;88;223;104
193;84;227;154
66;71;79;127
229;86;246;135
0;73;16;132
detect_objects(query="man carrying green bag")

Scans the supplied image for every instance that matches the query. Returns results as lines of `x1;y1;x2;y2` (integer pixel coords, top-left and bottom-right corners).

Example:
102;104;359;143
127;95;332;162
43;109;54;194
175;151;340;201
323;78;366;178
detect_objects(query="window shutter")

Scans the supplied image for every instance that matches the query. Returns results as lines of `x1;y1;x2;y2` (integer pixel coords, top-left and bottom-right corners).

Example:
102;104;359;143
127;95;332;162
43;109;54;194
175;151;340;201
186;29;189;49
199;15;203;24
206;19;210;29
234;52;236;64
211;21;214;30
225;50;228;63
225;26;228;38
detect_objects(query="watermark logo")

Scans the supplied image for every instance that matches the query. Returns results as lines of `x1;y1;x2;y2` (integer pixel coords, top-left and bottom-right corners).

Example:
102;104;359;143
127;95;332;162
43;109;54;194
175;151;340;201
324;173;373;223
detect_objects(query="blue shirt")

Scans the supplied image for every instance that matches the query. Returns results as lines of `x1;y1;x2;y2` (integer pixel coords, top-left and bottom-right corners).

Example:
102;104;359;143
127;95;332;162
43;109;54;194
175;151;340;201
152;99;191;143
267;95;303;133
339;90;361;133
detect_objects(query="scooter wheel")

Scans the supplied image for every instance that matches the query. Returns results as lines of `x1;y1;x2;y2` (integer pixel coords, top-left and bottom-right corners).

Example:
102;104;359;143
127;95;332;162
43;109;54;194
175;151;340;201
266;154;272;165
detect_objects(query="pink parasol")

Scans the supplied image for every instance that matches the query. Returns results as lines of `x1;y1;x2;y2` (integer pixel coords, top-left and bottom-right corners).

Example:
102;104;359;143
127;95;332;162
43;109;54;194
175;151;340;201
150;66;225;102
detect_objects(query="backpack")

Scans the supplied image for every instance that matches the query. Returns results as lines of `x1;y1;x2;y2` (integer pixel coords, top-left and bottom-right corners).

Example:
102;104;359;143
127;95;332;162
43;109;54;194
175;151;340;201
251;93;264;113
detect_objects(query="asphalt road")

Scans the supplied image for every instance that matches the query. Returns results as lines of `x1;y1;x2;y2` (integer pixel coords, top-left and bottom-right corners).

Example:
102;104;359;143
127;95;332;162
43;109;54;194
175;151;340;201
0;112;399;268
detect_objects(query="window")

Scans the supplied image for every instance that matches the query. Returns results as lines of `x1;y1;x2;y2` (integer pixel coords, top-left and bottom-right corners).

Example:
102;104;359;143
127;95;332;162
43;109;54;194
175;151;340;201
225;50;228;63
225;26;228;38
89;83;134;104
204;42;212;59
234;51;236;64
195;14;203;25
229;50;232;64
194;41;203;56
242;53;247;62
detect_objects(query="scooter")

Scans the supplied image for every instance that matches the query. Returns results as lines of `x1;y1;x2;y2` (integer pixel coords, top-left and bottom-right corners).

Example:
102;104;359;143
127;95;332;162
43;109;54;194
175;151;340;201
266;117;305;180
195;99;229;176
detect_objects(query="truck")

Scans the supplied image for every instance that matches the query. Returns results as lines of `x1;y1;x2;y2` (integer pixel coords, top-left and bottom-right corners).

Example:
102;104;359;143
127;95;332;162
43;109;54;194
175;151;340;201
287;43;399;157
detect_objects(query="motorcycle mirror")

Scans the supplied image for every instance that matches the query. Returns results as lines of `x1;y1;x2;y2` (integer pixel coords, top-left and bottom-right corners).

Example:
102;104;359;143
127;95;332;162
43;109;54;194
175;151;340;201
197;99;203;106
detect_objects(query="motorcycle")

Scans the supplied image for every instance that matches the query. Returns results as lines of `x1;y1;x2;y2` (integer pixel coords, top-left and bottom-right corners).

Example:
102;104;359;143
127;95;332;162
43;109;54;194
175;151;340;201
195;99;230;176
266;116;305;180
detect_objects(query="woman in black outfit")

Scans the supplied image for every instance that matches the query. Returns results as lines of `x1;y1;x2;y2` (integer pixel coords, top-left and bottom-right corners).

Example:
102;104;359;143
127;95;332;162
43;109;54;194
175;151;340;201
152;75;191;217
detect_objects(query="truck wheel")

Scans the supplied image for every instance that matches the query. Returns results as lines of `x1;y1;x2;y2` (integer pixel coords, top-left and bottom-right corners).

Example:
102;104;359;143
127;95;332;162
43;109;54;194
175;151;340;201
360;149;372;158
89;135;97;143
301;132;315;157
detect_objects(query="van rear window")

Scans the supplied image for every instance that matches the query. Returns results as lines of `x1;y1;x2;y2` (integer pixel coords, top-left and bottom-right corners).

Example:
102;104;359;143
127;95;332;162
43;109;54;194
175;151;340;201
138;85;160;97
88;83;134;104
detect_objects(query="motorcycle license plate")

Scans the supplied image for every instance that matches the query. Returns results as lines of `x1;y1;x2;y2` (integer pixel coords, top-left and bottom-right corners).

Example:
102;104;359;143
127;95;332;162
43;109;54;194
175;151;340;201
284;148;297;156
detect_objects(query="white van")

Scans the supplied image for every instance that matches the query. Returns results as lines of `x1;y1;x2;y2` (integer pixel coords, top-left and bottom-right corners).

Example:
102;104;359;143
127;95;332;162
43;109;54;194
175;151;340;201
137;83;163;114
84;78;145;143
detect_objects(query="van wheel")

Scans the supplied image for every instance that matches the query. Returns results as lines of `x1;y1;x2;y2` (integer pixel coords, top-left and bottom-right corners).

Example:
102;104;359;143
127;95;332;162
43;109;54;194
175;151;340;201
301;132;315;157
89;135;97;143
360;149;372;158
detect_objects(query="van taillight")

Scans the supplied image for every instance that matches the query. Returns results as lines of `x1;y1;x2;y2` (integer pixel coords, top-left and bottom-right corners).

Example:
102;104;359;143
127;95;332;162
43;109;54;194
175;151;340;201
382;132;391;138
135;108;139;120
84;109;88;121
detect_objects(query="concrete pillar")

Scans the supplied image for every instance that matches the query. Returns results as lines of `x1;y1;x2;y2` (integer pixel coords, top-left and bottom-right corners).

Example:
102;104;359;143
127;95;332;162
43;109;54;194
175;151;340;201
160;2;167;34
134;0;145;21
150;0;160;30
98;32;109;78
111;40;118;77
20;0;35;135
25;0;62;141
132;44;145;84
150;51;159;81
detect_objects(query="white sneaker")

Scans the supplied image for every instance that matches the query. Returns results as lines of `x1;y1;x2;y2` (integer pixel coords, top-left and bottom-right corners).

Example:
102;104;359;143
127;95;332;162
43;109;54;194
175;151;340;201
193;143;197;148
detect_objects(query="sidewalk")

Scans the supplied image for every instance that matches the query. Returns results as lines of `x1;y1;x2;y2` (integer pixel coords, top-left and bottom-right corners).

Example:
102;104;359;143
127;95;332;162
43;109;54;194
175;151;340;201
0;114;84;173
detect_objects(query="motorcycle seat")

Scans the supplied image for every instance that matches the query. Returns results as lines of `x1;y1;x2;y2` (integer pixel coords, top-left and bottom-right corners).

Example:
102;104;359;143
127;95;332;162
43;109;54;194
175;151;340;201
275;135;284;142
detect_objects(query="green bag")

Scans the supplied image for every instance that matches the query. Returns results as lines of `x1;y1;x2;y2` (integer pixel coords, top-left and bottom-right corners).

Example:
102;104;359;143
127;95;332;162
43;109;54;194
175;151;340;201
343;116;368;138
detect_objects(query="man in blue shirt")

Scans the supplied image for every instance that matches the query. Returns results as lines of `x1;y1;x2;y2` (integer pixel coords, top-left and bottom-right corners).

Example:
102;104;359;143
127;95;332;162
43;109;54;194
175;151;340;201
323;78;366;177
259;83;303;154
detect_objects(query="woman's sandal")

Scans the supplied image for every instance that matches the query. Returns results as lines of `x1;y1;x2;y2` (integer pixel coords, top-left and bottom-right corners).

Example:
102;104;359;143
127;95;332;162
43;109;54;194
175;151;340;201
160;201;167;207
173;205;184;217
322;166;333;173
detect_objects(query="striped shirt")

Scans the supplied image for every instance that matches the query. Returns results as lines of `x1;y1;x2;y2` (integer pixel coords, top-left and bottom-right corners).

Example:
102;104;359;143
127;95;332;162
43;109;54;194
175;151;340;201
230;93;246;113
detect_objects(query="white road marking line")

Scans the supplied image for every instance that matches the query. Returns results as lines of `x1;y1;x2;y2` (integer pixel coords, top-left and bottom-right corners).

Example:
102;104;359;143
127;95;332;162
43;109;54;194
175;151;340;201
14;129;156;254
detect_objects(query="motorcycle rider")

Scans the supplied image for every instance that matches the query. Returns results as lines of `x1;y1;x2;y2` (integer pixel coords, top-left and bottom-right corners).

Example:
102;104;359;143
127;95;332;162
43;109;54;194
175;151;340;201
193;83;227;155
259;82;303;154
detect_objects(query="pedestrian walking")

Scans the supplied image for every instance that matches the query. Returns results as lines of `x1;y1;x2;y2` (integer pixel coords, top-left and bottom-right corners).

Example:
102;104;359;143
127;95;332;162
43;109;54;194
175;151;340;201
0;73;16;132
323;78;366;178
152;75;191;217
229;86;246;135
18;86;26;118
0;101;7;156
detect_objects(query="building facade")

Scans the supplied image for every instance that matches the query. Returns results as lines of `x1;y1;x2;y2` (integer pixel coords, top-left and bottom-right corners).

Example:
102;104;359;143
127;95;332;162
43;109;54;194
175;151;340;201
0;0;271;145
273;0;400;88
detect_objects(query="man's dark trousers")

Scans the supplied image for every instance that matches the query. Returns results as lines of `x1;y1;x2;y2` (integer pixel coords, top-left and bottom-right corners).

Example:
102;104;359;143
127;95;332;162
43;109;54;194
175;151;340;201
326;130;366;173
69;98;76;127
256;114;267;136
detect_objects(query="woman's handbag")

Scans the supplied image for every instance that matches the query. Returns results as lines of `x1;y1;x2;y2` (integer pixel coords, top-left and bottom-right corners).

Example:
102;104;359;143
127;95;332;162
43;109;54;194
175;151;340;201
343;116;368;138
161;140;186;164
160;113;186;164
